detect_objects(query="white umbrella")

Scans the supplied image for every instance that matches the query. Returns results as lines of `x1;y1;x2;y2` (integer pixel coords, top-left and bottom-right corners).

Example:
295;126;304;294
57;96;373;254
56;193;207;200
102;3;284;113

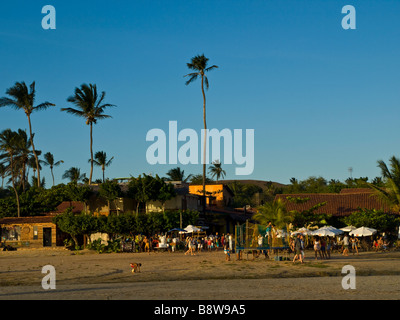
291;227;313;236
312;226;343;237
349;226;377;237
275;229;288;238
184;225;202;233
340;225;357;232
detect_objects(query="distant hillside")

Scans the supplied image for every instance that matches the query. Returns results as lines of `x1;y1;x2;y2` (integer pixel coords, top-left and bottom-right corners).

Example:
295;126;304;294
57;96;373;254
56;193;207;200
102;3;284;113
219;179;287;190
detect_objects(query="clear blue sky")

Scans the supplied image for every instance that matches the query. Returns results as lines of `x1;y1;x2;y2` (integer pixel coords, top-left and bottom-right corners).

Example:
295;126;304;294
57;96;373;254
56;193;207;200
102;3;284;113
0;0;399;186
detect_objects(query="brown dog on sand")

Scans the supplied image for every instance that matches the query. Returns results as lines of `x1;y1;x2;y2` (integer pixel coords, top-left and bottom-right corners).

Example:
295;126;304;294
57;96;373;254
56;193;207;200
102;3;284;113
130;263;142;273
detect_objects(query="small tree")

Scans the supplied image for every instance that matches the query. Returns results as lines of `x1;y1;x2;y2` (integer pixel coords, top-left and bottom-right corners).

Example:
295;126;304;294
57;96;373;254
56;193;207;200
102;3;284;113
342;208;400;234
128;174;159;214
156;177;176;213
98;179;122;214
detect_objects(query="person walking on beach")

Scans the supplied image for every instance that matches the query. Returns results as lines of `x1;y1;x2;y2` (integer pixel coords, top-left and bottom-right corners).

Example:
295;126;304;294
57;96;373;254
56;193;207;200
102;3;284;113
185;237;196;255
293;234;303;263
342;234;350;256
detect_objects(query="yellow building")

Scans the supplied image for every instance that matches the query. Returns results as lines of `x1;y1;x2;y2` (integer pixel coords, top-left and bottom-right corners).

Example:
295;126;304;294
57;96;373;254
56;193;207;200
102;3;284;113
189;184;234;208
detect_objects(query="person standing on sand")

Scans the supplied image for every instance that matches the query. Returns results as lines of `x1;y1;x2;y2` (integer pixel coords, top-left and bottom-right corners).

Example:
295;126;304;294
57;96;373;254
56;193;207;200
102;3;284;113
320;237;327;259
300;234;305;261
351;236;359;255
314;236;322;260
224;244;231;261
326;236;332;259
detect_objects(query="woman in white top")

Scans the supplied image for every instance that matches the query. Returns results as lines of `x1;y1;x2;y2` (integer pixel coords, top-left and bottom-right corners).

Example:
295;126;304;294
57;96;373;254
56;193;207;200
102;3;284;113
314;236;323;260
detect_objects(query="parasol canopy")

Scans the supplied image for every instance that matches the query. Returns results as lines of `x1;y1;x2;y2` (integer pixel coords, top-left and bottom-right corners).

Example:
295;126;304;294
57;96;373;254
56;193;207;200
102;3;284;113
340;225;357;232
184;225;202;233
349;226;377;237
291;227;313;236
312;226;343;237
167;228;186;232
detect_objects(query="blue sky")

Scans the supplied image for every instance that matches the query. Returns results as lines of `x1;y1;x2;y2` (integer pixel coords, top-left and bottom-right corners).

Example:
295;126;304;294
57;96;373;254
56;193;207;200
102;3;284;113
0;0;399;186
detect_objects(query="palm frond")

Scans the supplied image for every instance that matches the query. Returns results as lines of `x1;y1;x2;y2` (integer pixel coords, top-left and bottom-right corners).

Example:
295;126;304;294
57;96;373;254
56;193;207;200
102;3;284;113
34;102;56;111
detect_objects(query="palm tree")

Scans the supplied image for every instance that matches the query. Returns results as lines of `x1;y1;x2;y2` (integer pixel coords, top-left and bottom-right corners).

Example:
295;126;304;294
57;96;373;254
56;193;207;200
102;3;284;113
185;54;218;209
27;151;44;184
208;160;226;182
0;81;55;188
61;83;115;185
0;129;21;216
62;167;86;184
253;198;293;230
92;151;114;183
43;152;64;186
369;156;400;212
165;167;192;182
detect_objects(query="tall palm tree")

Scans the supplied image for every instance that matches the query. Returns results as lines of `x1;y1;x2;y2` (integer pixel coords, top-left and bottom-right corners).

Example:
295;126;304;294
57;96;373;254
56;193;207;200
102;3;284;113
43;152;64;186
61;83;115;185
165;167;192;182
0;81;55;188
12;129;33;191
185;54;218;209
92;151;114;183
208;160;226;182
369;156;400;213
0;129;21;217
62;167;86;184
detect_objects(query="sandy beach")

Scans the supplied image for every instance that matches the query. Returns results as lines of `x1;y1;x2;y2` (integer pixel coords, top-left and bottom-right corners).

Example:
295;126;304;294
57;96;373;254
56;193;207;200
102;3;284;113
1;248;400;300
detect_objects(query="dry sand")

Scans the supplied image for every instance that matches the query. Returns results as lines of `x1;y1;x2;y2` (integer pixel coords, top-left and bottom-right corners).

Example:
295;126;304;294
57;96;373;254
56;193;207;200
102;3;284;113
1;248;400;300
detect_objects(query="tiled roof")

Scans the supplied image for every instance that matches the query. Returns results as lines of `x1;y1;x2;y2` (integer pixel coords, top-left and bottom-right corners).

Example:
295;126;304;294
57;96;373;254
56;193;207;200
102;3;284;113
0;216;55;225
55;201;85;213
339;188;374;194
275;192;392;216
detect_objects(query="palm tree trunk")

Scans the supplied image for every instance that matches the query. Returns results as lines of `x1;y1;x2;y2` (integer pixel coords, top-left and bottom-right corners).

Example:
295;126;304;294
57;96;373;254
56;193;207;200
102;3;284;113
89;123;94;185
51;167;55;186
102;168;105;183
27;115;41;188
10;154;20;217
201;74;207;215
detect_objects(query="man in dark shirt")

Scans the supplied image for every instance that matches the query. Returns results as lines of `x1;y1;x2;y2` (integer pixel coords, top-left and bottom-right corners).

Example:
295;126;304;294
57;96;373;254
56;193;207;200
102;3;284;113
293;234;303;264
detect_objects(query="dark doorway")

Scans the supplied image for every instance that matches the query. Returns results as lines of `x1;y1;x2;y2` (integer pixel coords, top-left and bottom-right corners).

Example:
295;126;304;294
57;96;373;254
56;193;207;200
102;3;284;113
43;228;52;247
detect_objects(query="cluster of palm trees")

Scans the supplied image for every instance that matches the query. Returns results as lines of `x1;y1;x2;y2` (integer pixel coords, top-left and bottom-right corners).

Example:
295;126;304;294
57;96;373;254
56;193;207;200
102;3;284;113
0;81;116;216
0;54;223;218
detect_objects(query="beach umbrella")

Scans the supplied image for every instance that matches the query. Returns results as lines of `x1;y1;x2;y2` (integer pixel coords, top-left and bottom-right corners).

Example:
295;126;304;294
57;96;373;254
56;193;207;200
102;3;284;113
340;225;356;232
349;226;377;237
312;226;343;237
184;225;202;233
291;227;313;236
167;228;186;232
275;229;288;238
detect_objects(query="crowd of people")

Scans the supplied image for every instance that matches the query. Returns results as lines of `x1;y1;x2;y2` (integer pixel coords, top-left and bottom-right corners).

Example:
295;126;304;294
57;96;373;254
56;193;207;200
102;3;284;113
123;232;234;256
122;225;393;264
